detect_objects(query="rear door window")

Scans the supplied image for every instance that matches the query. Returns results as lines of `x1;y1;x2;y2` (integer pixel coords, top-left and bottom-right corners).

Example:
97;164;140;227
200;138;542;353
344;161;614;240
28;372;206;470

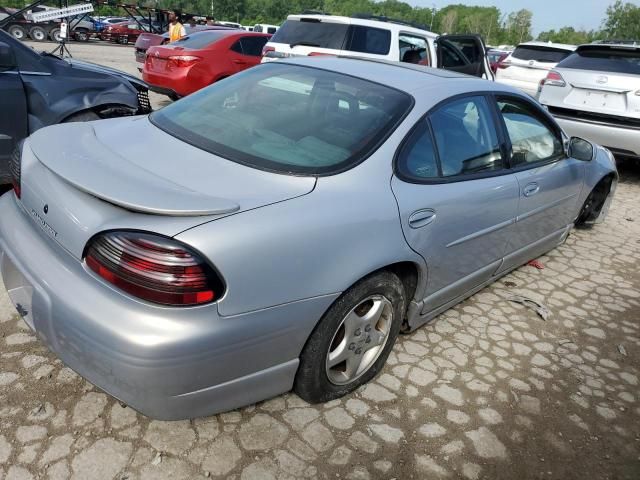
511;45;572;63
430;96;503;177
399;34;430;65
240;36;269;56
396;121;440;180
557;47;640;74
269;19;348;50
345;25;391;55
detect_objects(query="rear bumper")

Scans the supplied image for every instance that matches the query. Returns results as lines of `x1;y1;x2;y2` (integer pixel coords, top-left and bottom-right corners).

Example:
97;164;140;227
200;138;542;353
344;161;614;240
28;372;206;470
143;70;189;98
554;116;640;159
145;83;180;99
0;192;337;419
494;77;540;98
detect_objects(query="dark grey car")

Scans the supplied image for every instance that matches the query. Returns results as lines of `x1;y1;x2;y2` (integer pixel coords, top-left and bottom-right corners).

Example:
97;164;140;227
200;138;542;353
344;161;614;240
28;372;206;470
0;30;151;186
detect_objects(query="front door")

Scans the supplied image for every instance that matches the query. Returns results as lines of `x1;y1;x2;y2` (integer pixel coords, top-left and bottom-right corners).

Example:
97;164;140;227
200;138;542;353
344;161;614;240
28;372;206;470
437;34;494;79
493;95;585;270
391;95;518;313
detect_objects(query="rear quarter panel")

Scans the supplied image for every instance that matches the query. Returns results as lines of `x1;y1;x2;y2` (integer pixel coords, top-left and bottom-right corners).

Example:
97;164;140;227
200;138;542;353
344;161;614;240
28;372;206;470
175;126;427;317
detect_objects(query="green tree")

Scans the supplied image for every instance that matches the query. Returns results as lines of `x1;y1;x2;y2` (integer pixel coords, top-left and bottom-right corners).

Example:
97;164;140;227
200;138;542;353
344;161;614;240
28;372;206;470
537;27;602;44
602;0;640;40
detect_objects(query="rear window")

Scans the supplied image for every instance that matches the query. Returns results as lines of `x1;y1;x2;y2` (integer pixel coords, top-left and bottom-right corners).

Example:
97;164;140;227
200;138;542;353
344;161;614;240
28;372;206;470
346;25;391;55
512;46;572;63
270;19;349;50
558;47;640;75
170;31;228;49
150;63;412;175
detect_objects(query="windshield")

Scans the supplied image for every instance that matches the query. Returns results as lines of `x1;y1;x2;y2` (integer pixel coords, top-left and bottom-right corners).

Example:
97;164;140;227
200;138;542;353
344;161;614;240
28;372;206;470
558;47;640;75
270;19;349;49
512;45;572;63
151;63;412;174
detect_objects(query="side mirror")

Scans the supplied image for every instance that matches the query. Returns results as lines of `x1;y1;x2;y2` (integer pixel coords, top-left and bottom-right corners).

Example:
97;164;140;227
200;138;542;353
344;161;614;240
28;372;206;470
568;137;594;161
0;42;17;71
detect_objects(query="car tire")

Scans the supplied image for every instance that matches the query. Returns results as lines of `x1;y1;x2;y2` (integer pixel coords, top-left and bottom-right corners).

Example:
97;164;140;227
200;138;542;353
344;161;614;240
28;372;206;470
62;111;100;122
49;28;61;42
294;271;405;404
575;176;613;227
74;29;90;42
8;25;27;41
29;26;47;42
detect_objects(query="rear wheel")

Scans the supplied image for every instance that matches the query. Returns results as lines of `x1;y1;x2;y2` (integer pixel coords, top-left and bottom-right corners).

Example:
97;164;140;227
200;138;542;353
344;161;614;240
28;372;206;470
73;29;90;42
49;28;61;42
29;26;47;42
294;271;405;403
7;25;27;41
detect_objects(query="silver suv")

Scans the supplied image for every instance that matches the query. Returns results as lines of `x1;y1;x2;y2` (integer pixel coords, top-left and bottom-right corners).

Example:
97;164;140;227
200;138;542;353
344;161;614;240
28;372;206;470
539;43;640;160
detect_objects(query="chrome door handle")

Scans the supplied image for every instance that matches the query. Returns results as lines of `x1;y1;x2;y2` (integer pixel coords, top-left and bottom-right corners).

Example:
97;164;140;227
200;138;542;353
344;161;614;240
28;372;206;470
523;183;540;197
408;209;436;229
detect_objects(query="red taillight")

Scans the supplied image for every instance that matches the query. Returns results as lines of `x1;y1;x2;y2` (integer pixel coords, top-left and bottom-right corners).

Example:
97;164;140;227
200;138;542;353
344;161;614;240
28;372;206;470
85;231;223;306
543;70;566;87
261;45;275;57
9;143;22;199
167;55;201;68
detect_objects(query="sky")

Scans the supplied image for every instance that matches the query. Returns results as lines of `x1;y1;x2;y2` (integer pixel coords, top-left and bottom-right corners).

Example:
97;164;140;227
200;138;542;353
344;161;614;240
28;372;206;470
411;0;624;35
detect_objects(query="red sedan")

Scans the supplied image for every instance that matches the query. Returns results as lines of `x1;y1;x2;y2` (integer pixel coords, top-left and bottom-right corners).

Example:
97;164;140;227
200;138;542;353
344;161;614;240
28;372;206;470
143;30;271;98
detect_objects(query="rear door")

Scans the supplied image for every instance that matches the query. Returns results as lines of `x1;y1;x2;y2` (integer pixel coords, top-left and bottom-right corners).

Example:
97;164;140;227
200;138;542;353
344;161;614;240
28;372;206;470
0;51;27;184
238;35;270;68
437;34;493;79
494;95;585;270
228;37;254;72
391;94;518;313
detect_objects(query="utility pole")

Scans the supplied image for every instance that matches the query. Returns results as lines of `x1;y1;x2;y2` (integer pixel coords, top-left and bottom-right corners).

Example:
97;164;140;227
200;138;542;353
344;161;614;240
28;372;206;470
430;4;436;31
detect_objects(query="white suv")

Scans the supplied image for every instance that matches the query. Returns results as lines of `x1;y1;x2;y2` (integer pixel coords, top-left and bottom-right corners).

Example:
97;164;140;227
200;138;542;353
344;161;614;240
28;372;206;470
495;41;576;97
262;14;494;79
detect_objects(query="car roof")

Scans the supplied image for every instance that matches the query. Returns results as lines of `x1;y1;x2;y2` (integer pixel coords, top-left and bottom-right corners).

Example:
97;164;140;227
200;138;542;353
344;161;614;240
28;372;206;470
576;43;640;52
516;41;577;51
277;56;521;97
185;29;269;38
285;14;438;39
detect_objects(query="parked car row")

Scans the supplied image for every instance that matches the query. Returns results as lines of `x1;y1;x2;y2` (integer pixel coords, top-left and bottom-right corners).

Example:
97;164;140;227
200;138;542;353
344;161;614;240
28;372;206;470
139;14;496;100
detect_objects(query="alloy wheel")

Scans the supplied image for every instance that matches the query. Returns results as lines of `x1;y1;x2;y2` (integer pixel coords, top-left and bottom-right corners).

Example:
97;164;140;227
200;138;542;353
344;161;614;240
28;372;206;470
325;295;393;385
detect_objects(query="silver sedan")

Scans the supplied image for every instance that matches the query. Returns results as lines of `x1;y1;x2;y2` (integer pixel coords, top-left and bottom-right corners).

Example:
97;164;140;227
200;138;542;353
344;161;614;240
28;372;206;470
0;57;617;419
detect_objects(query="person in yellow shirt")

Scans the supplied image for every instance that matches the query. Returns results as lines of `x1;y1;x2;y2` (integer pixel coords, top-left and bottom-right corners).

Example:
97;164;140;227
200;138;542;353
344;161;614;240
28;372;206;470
168;11;186;42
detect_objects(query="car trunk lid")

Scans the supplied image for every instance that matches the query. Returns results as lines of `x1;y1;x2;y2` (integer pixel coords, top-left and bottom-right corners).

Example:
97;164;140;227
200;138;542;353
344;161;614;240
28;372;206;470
498;44;574;83
19;117;316;259
558;68;639;116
